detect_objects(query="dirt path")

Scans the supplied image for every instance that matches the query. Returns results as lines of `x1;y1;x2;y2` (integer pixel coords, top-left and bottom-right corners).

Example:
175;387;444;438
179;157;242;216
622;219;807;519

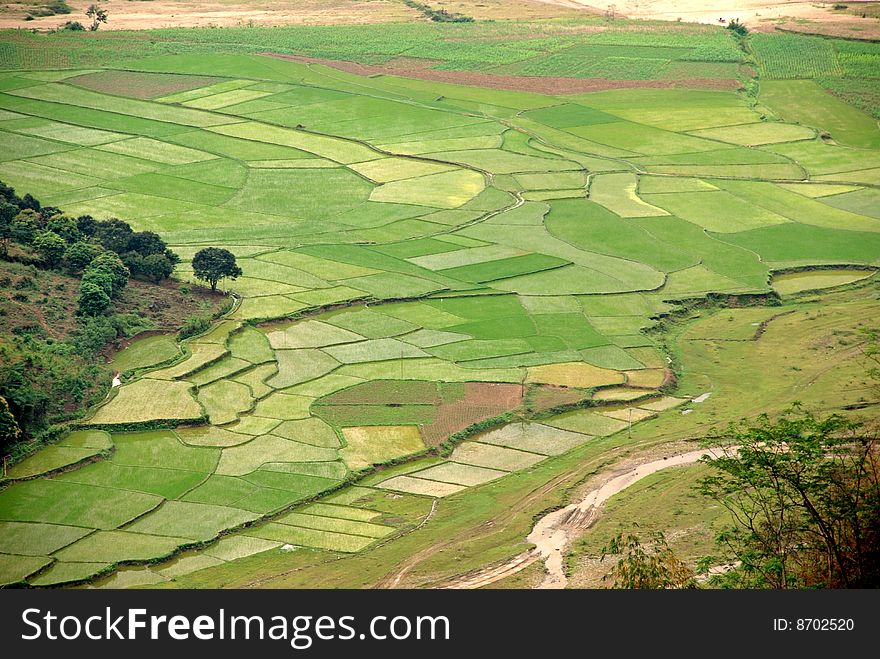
439;447;716;589
373;449;610;588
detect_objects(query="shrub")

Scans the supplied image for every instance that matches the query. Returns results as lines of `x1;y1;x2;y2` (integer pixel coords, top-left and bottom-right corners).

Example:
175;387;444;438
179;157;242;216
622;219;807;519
59;20;85;31
32;230;67;268
77;281;111;316
10;213;38;245
63;241;104;274
89;252;129;296
141;253;175;283
81;267;113;297
178;314;212;339
46;215;80;243
727;19;748;36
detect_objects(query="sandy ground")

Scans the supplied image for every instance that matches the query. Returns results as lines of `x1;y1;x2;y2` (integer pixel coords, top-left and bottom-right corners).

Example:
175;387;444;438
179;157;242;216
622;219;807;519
0;0;585;29
3;0;876;37
563;0;880;36
439;446;720;589
0;0;416;29
574;0;872;24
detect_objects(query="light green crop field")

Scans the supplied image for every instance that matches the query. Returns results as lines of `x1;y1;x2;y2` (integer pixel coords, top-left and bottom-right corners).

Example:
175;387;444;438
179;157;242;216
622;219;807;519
0;18;877;588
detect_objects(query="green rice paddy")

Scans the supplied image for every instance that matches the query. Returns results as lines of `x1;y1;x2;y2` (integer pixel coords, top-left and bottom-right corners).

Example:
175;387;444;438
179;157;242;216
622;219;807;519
0;19;877;587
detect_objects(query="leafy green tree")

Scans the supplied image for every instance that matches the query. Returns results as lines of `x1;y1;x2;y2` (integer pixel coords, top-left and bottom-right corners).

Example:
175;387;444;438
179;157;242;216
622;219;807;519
19;193;40;211
127;231;166;257
90;251;129;296
10;211;39;245
75;215;98;238
120;251;145;278
699;407;880;588
46;215;80;243
63;241;104;273
0;201;18;256
141;253;175;284
33;230;67;268
93;218;133;254
601;528;695;589
192;247;242;292
77;281;111;316
0;395;22;455
85;3;108;31
81;267;114;297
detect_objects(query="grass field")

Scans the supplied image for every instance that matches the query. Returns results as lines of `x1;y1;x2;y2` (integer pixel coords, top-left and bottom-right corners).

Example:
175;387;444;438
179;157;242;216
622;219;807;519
0;17;877;587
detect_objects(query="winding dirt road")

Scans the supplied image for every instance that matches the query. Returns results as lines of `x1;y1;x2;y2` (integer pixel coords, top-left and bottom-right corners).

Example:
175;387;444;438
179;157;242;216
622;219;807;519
439;447;717;589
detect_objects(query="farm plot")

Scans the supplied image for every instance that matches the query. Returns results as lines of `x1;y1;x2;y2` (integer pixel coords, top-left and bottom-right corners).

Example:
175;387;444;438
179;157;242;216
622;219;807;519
110;335;181;374
339;426;425;470
87;379;203;426
1;42;877;584
451;442;545;471
5;430;112;479
477;423;590;455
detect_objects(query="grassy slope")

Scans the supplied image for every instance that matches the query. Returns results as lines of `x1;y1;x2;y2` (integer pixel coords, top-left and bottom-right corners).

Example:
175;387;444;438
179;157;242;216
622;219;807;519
0;259;225;344
163;281;880;588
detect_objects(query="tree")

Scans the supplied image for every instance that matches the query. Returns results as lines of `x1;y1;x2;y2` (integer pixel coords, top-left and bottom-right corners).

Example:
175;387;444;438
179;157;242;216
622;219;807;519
192;247;242;292
601;529;695;589
93;218;133;254
127;230;166;257
90;251;129;296
33;230;67;268
0;395;22;455
77;281;111;316
120;251;145;278
46;215;80;243
0;201;18;256
699;407;880;588
76;215;98;238
10;212;38;245
81;266;114;297
63;241;103;273
20;193;40;211
141;253;175;284
85;4;108;31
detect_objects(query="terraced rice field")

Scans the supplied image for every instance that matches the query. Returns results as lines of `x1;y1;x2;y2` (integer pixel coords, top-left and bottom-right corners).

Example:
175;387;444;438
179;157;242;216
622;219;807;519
0;23;878;588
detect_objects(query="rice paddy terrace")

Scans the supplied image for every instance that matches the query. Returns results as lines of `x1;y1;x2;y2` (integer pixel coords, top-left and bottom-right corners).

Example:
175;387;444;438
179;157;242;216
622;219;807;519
0;21;878;588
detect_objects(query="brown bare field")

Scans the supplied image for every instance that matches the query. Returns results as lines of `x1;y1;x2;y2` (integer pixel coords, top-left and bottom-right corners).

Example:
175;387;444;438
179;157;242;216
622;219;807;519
67;70;222;99
419;382;524;447
528;384;590;413
269;54;742;95
0;0;584;30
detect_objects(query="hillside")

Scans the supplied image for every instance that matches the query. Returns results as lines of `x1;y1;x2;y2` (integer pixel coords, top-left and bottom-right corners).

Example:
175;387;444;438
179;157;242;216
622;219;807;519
0;14;876;590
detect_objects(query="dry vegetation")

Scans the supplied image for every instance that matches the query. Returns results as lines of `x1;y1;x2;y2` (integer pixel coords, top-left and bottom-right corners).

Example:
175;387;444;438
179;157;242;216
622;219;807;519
0;0;583;30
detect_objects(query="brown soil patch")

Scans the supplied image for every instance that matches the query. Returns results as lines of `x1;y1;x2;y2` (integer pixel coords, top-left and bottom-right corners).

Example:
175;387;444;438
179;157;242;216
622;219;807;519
772;20;880;40
528;384;590;413
66;70;221;100
419;382;524;447
266;53;742;95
